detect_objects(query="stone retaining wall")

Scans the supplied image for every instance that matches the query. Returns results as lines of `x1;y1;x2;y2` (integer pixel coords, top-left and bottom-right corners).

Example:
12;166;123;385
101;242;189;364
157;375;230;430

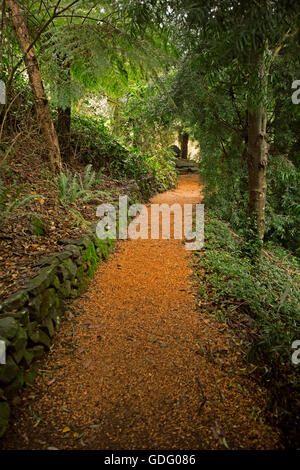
0;232;114;437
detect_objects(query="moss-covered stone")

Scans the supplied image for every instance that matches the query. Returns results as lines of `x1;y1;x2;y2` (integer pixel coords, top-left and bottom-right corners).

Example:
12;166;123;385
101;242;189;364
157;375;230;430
50;312;61;331
1;290;29;313
11;327;27;364
22;349;34;367
28;294;43;321
0;317;18;339
0;356;19;384
62;258;77;279
26;265;57;295
28;327;51;349
64;244;81;258
5;309;30;327
79;236;92;249
69;287;79;299
58;279;72;298
41;317;55;338
26;345;45;361
0;401;10;438
75;255;85;266
39;288;58;320
26;321;38;337
76;265;85;279
36;255;59;267
57;251;73;262
0;336;11;348
51;275;61;290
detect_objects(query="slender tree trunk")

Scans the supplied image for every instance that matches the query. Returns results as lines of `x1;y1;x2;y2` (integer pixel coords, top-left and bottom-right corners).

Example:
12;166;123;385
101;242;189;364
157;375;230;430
57;60;71;160
8;0;62;171
180;132;189;159
113;101;120;136
246;107;268;241
57;106;71;160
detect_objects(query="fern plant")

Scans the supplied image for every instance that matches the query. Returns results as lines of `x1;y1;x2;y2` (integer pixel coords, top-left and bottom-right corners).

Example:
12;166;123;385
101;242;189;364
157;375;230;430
56;165;109;204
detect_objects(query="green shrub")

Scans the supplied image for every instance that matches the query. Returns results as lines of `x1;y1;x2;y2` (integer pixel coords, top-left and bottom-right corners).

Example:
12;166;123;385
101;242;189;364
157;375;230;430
194;213;300;368
193;212;300;444
71;115;177;198
56;164;108;204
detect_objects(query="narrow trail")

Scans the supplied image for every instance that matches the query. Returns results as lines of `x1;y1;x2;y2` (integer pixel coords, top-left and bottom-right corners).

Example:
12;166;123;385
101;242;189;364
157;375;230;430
0;175;280;450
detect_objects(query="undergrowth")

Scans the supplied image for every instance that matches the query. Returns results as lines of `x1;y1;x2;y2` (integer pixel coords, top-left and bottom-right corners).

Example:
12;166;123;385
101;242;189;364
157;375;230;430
192;210;300;447
56;164;110;204
71;115;177;198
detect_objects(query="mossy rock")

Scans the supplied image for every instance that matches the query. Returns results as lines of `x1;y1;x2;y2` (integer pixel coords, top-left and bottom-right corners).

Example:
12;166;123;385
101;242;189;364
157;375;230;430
57;264;70;283
50;312;62;331
58;279;72;298
79;236;92;249
51;275;61;290
0;356;19;384
57;251;73;262
22;349;34;367
62;258;77;279
0;317;18;339
1;290;29;313
64;244;81;258
76;265;85;279
5;309;30;327
36;255;59;267
39;288;58;320
28;328;51;349
25;345;45;362
28;294;43;321
10;327;27;364
78;278;89;294
41;318;55;338
0;336;11;348
26;265;57;295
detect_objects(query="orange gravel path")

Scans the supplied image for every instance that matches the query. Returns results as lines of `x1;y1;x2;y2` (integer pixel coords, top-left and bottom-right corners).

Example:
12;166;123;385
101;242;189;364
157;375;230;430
0;175;280;450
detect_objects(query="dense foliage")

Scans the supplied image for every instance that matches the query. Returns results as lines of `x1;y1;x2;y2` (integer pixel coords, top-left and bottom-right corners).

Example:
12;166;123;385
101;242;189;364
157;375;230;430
192;212;300;446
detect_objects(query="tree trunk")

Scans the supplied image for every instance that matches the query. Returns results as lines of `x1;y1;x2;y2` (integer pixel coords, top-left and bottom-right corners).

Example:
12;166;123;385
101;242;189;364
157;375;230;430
57;60;71;160
180;132;189;159
57;106;71;160
246;107;268;242
8;0;62;171
113;101;120;136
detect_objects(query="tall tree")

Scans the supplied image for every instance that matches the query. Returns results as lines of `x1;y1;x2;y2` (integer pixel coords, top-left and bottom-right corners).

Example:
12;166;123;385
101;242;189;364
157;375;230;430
8;0;62;171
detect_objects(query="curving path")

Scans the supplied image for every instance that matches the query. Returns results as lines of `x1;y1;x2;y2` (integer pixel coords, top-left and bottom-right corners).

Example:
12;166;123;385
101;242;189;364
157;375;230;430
0;175;279;450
